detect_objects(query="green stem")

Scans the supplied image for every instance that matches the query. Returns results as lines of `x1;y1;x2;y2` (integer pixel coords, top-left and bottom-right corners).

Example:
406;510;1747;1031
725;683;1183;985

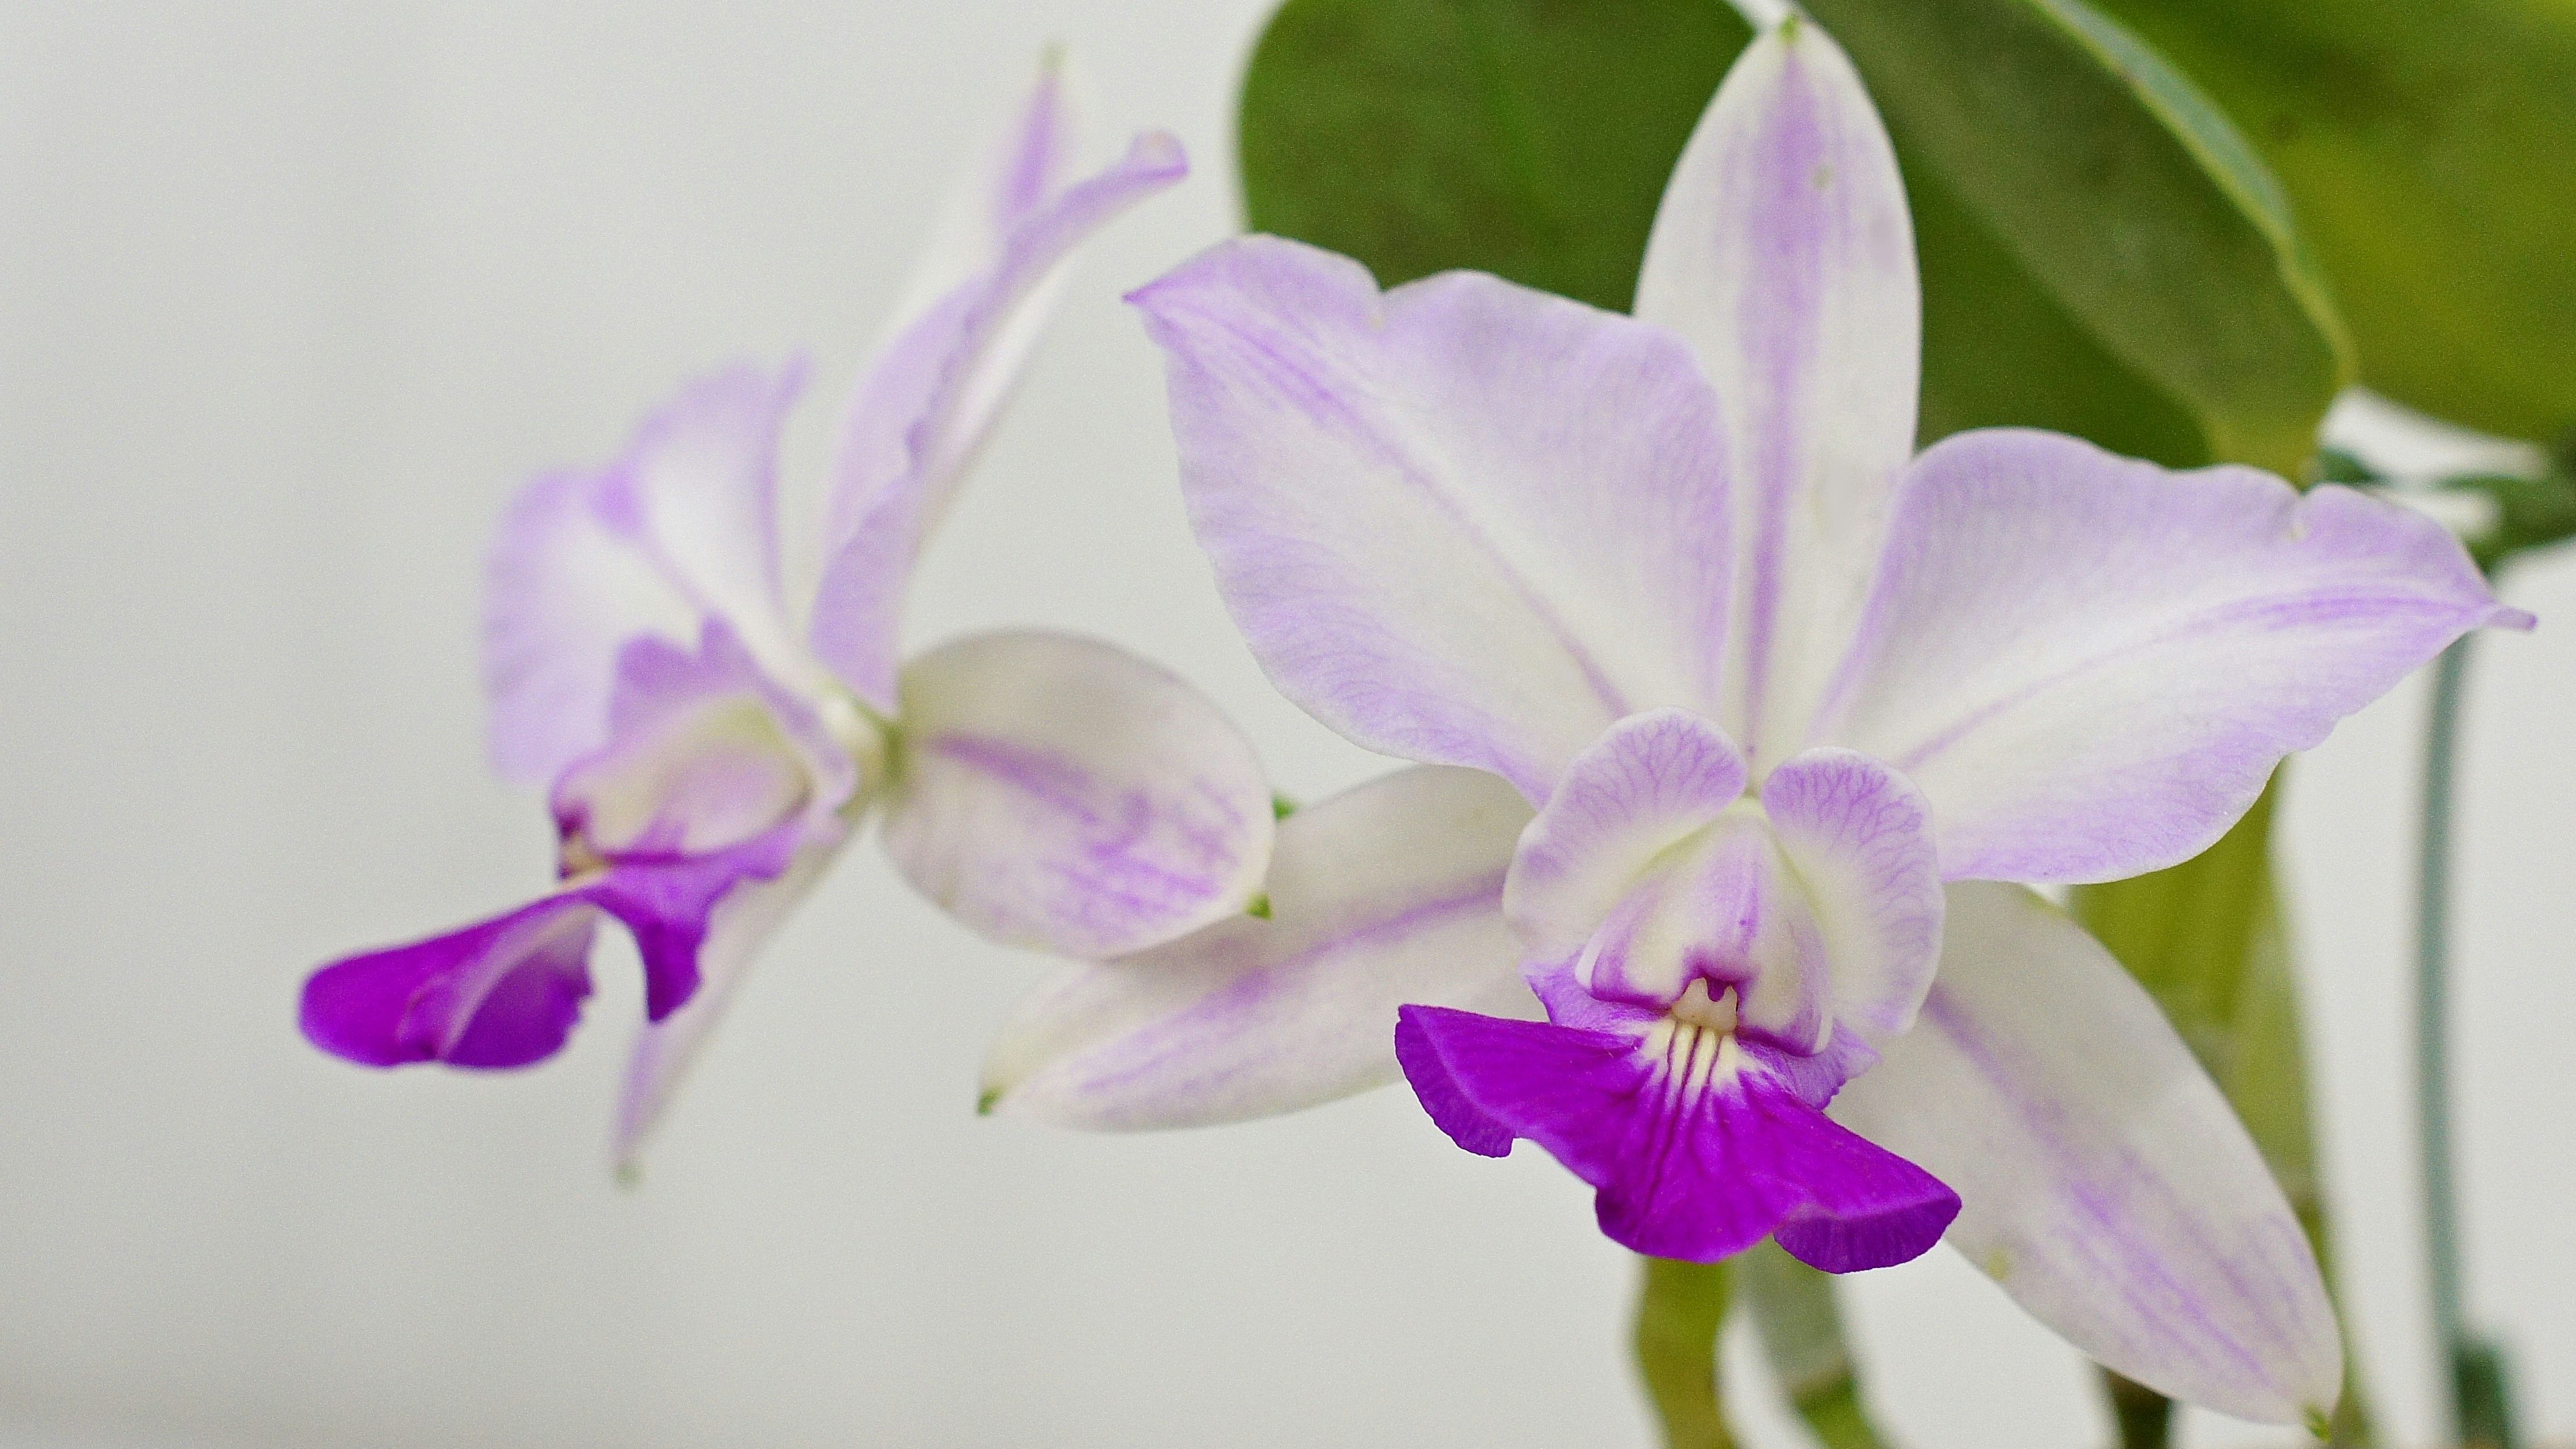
1737;1240;1892;1449
2415;637;2520;1449
1632;1256;1736;1449
2102;1369;2175;1449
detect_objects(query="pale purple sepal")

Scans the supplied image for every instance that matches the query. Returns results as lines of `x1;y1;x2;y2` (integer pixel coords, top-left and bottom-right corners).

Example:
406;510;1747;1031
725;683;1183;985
1131;237;1732;800
298;821;803;1071
1815;428;2532;882
981;765;1534;1128
809;120;1188;712
882;630;1272;958
1397;1004;1957;1269
1632;19;1917;771
1832;883;2343;1423
482;361;809;787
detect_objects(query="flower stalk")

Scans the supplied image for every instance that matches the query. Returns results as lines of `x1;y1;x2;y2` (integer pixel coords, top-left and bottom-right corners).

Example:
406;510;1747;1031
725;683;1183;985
2416;635;2520;1449
1633;1256;1737;1449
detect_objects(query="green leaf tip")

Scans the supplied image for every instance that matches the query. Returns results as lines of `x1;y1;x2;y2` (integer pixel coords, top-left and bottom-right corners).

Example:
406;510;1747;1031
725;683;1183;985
2303;1407;2332;1442
1245;894;1274;920
1271;793;1299;820
976;1085;1002;1116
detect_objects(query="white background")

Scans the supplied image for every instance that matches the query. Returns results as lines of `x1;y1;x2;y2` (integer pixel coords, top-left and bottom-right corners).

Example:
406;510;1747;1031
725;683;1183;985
1;3;2568;1446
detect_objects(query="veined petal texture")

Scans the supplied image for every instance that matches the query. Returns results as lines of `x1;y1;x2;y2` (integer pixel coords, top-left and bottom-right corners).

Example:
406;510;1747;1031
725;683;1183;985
1813;428;2529;883
1132;237;1733;800
1633;18;1918;771
1832;882;2341;1424
882;631;1272;959
981;765;1532;1129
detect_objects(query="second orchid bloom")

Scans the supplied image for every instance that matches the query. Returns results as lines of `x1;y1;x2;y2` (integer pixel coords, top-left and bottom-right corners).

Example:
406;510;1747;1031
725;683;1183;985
301;66;1275;1167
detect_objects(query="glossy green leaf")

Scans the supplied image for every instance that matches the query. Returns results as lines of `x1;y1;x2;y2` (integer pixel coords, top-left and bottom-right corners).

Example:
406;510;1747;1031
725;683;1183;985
1238;0;1751;313
1796;0;2351;474
2086;0;2576;444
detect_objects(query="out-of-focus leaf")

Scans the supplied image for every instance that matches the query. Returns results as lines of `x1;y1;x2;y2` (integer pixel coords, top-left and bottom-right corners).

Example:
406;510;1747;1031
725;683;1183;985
1633;1256;1737;1449
1799;0;2351;474
1737;1240;1890;1449
2071;787;2373;1446
2086;0;2576;443
1238;0;1750;313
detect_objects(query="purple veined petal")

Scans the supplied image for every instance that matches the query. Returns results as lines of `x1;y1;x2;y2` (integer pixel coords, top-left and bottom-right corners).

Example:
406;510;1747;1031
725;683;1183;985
980;765;1534;1130
1130;237;1733;801
1397;1004;1956;1269
612;839;844;1171
1633;18;1919;773
808;78;1190;712
1831;883;2341;1424
553;619;861;859
1504;709;1749;965
1758;747;1941;1052
877;52;1083;329
881;630;1272;959
1811;429;2532;883
484;360;813;788
299;819;810;1075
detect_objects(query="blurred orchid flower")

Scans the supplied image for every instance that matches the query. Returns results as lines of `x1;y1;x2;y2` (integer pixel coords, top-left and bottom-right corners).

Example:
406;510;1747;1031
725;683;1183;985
985;19;2530;1424
301;61;1273;1167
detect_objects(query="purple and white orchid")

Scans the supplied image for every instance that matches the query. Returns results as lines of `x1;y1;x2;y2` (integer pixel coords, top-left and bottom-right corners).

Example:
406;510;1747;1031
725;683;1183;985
301;62;1275;1166
981;20;2529;1424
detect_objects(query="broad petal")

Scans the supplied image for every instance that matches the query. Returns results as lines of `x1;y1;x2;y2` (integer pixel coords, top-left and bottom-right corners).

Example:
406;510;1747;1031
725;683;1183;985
1814;429;2530;882
1832;883;2342;1424
1758;748;1941;1052
301;896;598;1069
809;94;1188;712
1397;1006;1955;1267
1132;237;1733;800
981;765;1533;1129
883;631;1271;958
612;841;842;1170
1633;19;1918;771
553;620;858;858
483;362;810;786
1504;709;1748;965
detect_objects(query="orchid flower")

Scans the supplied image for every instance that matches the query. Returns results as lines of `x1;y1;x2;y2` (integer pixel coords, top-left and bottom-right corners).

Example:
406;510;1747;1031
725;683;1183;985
300;62;1275;1167
981;20;2530;1424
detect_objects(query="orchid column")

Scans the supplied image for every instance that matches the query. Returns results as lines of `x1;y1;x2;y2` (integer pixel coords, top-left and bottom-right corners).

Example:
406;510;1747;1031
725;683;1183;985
987;17;2526;1430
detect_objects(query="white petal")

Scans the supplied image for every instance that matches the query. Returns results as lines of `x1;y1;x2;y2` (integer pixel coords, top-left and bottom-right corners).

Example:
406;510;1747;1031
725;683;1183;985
1759;748;1941;1051
983;766;1534;1129
1832;882;2341;1424
1633;19;1919;771
883;631;1273;959
1813;429;2528;882
1132;237;1733;800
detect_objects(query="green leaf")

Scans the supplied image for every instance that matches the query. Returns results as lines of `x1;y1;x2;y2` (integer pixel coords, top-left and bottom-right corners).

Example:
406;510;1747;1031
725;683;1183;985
1796;0;2351;474
1238;0;1752;313
1631;1256;1737;1449
2083;0;2576;444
